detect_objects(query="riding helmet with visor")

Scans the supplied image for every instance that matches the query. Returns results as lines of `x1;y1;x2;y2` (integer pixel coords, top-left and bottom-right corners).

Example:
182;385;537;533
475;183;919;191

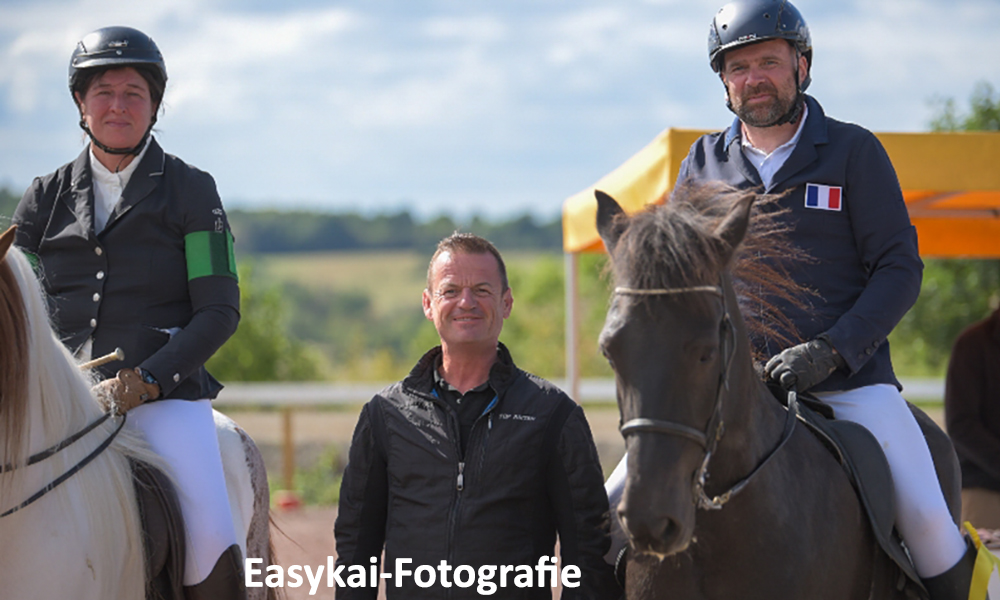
69;26;167;155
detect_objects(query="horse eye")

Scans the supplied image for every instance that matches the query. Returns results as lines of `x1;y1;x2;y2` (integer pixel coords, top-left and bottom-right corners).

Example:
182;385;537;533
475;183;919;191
699;348;717;363
601;346;615;367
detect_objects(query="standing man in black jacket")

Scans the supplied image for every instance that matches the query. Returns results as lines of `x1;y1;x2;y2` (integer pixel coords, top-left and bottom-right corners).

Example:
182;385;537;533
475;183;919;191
334;233;616;599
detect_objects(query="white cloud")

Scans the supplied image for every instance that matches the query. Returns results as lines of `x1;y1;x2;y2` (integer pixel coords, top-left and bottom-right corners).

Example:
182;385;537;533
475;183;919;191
1;0;997;216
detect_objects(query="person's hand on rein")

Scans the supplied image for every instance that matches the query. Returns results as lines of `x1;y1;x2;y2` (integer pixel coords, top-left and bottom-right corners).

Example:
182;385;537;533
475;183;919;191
764;337;846;392
93;368;160;414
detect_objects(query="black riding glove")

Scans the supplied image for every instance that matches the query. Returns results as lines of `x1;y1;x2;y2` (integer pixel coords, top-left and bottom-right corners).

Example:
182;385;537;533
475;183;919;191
764;337;846;392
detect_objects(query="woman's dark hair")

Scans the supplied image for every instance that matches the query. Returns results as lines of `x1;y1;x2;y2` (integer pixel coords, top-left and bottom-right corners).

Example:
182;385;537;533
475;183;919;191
71;64;165;115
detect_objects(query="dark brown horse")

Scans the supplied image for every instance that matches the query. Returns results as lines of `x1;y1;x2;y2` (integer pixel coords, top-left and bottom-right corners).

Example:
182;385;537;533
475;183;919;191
595;185;960;600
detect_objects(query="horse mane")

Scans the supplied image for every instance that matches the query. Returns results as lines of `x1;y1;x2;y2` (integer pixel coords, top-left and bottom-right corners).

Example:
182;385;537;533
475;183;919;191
608;181;814;361
0;246;157;599
0;254;29;470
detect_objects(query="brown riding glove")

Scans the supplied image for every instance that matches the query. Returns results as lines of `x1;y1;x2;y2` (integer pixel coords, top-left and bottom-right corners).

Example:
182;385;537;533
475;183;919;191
764;337;846;392
93;368;161;414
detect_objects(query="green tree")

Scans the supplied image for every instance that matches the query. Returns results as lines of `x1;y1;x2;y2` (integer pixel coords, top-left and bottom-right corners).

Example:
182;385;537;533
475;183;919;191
206;262;324;381
1;187;20;225
889;261;1000;376
930;81;1000;132
888;80;1000;376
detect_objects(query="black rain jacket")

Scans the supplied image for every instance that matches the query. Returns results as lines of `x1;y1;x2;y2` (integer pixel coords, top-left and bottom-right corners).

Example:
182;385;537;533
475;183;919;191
334;343;616;599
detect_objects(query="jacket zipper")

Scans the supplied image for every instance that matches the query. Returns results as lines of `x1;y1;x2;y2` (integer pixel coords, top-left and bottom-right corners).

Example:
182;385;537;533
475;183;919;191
436;390;499;600
442;396;463;600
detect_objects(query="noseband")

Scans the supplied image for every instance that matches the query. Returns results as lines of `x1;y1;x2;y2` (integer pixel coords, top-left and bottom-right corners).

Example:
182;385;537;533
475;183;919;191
615;283;798;511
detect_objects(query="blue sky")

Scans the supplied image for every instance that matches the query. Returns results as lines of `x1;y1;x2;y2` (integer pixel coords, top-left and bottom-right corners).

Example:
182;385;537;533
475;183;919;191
1;0;997;220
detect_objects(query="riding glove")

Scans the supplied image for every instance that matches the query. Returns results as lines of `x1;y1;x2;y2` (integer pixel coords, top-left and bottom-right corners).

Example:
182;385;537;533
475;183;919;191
93;368;161;414
764;336;846;392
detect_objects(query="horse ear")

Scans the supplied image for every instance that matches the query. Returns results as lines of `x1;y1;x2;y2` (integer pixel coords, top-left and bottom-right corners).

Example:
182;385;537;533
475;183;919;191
713;194;754;260
595;190;627;253
0;225;15;260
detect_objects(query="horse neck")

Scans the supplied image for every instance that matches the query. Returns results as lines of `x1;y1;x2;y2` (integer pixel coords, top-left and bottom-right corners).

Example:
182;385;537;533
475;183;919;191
3;256;100;467
706;277;790;487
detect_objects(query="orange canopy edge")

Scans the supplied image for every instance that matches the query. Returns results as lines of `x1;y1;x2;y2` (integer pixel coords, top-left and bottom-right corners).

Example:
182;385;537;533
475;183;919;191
562;130;1000;258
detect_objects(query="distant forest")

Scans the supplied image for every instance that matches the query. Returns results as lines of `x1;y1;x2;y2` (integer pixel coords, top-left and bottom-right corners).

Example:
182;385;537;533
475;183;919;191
0;187;563;253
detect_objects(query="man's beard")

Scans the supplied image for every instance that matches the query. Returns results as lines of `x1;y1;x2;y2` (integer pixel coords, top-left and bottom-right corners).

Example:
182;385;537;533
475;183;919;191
733;82;798;128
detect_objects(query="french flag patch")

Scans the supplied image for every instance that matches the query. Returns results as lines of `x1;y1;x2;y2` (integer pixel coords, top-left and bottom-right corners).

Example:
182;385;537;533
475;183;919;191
805;183;843;211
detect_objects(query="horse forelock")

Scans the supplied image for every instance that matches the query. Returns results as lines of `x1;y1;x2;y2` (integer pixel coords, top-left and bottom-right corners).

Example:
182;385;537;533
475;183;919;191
613;199;728;293
0;255;29;469
609;182;814;361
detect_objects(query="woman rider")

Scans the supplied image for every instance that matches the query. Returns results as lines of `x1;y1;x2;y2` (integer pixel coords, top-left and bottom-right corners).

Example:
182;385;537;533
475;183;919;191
12;26;245;600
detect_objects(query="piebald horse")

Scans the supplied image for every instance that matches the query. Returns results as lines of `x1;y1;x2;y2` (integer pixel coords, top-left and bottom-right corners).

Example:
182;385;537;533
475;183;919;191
0;227;275;599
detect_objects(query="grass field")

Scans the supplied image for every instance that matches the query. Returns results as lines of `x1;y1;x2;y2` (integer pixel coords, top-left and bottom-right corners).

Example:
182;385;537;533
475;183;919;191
239;249;591;381
236;249;967;383
255;250;428;315
254;249;563;316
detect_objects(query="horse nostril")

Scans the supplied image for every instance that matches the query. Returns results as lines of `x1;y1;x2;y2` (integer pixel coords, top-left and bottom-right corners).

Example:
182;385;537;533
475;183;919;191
660;518;679;544
620;509;682;554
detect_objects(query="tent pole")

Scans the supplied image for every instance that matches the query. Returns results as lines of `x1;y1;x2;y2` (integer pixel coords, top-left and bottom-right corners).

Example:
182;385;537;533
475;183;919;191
565;251;580;402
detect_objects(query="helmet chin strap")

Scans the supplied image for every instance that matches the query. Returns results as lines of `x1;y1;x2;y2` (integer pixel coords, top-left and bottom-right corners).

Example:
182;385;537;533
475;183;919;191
79;118;155;157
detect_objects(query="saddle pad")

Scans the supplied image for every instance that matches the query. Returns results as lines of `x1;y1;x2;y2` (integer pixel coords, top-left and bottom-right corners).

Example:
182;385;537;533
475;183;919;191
131;459;186;600
794;401;927;597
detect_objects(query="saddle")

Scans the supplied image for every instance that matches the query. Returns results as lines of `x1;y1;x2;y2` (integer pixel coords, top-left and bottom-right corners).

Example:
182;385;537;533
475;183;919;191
130;459;186;600
769;384;929;599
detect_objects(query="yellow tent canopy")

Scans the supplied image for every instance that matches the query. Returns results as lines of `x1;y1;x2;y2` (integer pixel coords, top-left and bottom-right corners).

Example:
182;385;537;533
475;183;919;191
562;129;1000;258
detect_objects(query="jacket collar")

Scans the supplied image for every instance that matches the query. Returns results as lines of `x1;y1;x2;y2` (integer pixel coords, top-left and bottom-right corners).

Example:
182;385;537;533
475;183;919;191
403;342;519;397
62;138;166;235
66;148;95;234
723;95;829;191
104;137;165;232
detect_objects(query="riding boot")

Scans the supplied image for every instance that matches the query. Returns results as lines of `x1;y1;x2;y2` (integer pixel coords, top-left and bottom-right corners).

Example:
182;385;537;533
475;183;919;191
184;544;247;600
921;537;988;600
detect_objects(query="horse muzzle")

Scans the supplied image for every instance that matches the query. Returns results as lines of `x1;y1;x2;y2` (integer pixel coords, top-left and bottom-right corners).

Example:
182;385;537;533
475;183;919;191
617;486;696;558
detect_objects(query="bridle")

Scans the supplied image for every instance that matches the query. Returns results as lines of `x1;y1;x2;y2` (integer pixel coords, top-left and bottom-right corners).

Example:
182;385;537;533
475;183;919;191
615;282;798;511
0;412;126;518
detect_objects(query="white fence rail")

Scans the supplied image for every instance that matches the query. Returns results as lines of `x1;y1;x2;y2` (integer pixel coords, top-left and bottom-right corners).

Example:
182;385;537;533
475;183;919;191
213;378;946;407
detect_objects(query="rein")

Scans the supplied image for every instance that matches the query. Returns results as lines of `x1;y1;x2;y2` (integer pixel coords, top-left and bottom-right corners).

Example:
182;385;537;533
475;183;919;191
615;283;798;511
0;412;126;518
1;413;111;472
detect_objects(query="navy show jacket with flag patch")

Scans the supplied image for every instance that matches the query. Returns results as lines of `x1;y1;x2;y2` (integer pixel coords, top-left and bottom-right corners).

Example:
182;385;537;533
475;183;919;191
676;95;923;393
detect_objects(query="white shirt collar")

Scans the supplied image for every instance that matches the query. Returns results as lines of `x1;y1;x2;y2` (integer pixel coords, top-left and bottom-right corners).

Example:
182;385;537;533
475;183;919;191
740;104;809;189
90;136;152;233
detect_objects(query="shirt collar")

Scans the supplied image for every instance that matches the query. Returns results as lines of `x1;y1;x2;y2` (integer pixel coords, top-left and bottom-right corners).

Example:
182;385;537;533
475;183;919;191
433;354;493;394
740;103;809;158
89;135;152;188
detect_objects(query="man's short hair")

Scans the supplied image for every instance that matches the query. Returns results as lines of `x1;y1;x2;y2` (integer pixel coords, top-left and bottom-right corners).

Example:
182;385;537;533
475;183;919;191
427;232;509;292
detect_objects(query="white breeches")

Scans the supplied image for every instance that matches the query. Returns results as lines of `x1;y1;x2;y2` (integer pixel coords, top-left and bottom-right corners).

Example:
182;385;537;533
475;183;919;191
126;399;239;586
815;384;966;578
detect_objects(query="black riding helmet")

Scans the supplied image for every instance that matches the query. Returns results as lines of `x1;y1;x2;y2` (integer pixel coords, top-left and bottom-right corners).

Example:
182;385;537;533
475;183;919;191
69;26;167;156
708;0;811;126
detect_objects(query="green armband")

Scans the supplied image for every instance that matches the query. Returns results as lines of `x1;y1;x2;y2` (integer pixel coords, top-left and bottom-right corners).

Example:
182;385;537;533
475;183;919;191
184;230;238;281
23;251;41;274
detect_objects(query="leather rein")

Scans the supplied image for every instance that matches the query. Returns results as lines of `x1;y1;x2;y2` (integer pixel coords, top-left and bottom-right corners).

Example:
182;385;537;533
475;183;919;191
615;283;799;511
0;412;126;518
